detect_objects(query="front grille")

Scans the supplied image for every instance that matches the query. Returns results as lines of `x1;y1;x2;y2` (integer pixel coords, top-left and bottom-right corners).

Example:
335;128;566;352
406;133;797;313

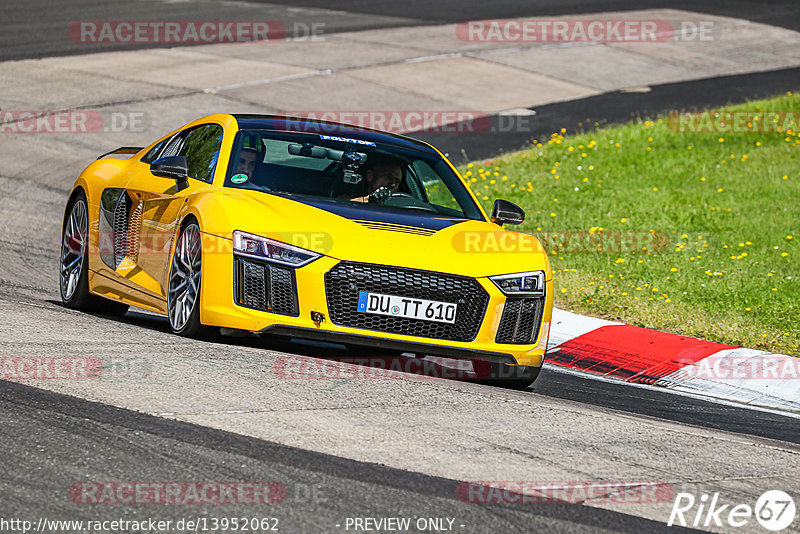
324;261;488;342
234;257;298;316
496;297;545;344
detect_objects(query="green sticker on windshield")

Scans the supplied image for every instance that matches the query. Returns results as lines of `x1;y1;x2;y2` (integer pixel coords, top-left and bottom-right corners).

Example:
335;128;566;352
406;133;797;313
231;173;249;184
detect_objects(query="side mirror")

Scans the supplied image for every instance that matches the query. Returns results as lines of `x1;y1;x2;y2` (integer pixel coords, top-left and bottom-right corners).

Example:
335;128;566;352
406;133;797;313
491;199;525;225
151;156;189;186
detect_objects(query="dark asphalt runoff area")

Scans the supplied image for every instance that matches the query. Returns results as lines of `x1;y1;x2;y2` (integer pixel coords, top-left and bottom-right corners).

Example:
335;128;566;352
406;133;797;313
1;0;799;62
419;67;800;163
0;379;703;534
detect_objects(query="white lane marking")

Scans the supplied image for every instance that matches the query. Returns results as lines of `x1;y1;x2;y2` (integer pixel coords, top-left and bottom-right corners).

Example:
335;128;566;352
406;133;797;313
547;307;620;349
546;363;800;419
658;348;800;412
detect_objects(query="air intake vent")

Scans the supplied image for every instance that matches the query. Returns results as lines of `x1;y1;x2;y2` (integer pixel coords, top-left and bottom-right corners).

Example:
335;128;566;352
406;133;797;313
353;219;437;236
495;297;545;344
234;257;298;316
112;195;128;267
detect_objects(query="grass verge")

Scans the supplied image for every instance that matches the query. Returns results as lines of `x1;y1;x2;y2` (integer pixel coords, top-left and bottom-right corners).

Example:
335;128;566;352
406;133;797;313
462;92;799;355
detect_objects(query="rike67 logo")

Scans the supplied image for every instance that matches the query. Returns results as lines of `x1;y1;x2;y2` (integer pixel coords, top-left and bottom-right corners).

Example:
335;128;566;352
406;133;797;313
668;490;796;531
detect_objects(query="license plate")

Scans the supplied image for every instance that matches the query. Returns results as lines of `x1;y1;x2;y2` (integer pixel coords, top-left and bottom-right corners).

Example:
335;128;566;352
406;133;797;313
357;291;457;324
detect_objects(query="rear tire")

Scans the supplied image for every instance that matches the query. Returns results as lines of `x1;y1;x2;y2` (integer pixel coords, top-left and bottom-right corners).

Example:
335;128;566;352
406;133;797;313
60;191;129;317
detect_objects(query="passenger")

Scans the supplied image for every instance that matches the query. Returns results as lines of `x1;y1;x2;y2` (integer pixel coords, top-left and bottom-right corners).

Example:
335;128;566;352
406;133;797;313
351;160;403;204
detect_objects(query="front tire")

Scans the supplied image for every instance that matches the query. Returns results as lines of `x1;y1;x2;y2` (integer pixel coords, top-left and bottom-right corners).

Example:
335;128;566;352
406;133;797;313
60;191;129;316
167;220;215;339
476;361;541;389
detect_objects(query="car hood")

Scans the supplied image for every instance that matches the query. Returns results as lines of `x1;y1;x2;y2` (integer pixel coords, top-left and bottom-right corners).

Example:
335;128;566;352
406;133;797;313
211;189;550;278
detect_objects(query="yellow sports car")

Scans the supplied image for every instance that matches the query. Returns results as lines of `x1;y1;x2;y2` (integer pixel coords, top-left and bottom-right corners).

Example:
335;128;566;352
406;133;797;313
60;114;553;385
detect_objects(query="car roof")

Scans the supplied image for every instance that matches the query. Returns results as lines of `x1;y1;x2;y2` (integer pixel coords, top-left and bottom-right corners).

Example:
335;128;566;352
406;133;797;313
232;114;440;156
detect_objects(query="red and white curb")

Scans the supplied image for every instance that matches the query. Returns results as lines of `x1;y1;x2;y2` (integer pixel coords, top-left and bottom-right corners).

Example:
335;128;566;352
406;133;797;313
548;309;800;413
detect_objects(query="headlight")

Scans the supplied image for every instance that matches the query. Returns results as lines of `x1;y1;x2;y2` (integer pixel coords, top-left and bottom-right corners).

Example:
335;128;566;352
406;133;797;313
232;230;321;267
490;271;545;297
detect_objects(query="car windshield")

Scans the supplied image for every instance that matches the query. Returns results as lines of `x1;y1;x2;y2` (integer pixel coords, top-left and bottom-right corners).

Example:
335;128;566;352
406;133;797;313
224;130;484;220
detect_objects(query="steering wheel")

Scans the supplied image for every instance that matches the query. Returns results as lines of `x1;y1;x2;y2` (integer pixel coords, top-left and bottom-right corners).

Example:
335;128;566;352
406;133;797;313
385;192;439;213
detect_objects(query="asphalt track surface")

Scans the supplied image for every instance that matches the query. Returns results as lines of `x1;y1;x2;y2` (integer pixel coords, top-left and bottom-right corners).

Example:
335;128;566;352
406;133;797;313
1;1;800;532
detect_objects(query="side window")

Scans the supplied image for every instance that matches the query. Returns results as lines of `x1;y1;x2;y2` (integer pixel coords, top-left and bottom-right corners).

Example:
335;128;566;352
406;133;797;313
141;138;169;163
179;124;224;183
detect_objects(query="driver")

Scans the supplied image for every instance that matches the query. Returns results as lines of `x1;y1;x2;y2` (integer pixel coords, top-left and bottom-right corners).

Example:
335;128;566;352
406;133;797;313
236;147;260;177
351;159;403;203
